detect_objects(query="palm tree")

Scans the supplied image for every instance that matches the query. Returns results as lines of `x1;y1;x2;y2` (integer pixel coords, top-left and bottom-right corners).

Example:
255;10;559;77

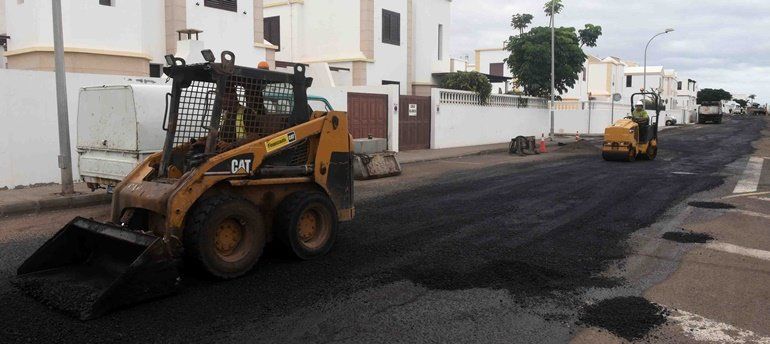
511;14;534;35
544;0;564;19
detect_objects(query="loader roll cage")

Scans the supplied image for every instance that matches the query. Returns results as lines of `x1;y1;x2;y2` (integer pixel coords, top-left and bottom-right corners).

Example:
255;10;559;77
159;51;313;177
631;92;661;143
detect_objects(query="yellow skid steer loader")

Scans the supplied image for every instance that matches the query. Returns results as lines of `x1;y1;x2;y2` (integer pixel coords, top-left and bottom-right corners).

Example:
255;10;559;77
14;51;355;320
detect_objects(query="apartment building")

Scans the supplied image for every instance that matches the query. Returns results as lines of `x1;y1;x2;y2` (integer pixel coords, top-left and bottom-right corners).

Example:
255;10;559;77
676;78;698;110
662;69;679;109
263;0;451;95
623;66;664;101
584;56;626;103
2;0;271;76
474;47;514;93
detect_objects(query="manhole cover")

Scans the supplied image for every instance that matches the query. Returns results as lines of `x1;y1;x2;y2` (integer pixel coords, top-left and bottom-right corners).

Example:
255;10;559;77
687;201;735;209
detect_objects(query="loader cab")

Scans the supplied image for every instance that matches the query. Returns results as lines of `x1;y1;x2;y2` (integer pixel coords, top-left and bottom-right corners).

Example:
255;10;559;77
631;92;661;144
159;51;313;178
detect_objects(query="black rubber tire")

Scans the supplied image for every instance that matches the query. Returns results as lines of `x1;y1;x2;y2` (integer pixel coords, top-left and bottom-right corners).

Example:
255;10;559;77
665;120;673;126
184;195;266;279
627;148;636;162
275;191;338;260
643;144;658;161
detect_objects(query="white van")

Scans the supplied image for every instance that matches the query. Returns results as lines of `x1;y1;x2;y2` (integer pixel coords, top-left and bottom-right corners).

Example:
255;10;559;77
77;85;171;191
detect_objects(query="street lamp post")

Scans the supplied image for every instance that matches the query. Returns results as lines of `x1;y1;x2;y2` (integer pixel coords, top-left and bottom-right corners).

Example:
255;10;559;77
549;0;556;139
643;28;674;93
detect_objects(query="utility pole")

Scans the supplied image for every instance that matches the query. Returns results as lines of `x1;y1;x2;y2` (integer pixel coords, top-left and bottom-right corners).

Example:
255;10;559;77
52;0;74;195
549;0;555;139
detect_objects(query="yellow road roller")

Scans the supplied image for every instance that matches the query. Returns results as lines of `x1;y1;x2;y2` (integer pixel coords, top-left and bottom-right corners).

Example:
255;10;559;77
602;92;660;162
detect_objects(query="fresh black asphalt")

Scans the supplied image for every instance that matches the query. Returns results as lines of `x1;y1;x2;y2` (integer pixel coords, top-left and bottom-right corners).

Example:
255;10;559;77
0;117;764;343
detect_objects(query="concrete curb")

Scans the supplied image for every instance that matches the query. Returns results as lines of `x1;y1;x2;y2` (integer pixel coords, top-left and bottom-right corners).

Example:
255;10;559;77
399;147;510;165
0;192;111;217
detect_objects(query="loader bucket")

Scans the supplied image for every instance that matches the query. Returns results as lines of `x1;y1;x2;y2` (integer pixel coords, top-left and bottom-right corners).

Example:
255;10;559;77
13;217;181;320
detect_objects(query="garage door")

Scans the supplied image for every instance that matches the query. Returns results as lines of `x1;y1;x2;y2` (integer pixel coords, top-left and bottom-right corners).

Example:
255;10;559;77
399;95;431;150
347;93;389;139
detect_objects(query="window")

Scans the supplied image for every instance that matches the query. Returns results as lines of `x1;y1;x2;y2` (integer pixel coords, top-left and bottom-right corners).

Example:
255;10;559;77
99;0;114;6
437;24;443;60
626;75;632;87
264;16;281;51
204;0;237;12
582;69;586;82
382;10;401;46
490;63;504;77
149;64;162;78
677;81;682;90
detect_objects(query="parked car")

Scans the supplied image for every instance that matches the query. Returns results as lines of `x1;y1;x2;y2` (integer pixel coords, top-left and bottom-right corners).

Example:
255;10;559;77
732;107;746;115
664;114;678;126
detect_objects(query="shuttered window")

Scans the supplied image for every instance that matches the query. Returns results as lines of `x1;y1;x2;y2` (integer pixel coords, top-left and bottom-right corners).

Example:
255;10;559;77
204;0;237;12
264;16;281;51
490;63;504;77
626;75;633;87
382;10;400;46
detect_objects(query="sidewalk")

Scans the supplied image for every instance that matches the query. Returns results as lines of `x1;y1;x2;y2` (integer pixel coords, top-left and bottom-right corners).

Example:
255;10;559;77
0;183;110;217
398;138;576;164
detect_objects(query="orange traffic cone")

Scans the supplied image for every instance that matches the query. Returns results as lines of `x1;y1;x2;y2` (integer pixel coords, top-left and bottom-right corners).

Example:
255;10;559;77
539;134;548;153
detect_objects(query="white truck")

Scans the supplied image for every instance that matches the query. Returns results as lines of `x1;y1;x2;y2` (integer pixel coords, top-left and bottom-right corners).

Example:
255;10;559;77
77;85;171;191
697;101;723;124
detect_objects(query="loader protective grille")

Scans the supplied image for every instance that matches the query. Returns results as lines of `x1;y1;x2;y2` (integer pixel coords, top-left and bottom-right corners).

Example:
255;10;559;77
173;74;309;165
217;76;295;147
175;81;218;147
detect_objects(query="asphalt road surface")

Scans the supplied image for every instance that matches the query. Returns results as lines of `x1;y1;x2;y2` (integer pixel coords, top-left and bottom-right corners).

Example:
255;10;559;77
0;116;765;344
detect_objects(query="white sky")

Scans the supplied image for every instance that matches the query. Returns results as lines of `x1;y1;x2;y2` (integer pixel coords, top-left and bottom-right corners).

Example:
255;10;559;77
450;0;770;103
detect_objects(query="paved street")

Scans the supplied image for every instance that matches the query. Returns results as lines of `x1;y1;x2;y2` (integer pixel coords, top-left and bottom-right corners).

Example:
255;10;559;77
1;116;768;344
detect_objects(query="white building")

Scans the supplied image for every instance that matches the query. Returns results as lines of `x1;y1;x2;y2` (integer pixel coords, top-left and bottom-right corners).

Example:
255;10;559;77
623;66;664;103
676;78;698;111
2;0;271;76
474;47;514;94
263;0;451;96
0;0;7;68
586;56;626;103
661;69;679;109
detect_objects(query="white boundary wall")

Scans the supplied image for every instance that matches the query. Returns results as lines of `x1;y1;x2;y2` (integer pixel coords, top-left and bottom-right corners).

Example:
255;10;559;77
431;89;550;149
0;69;163;188
307;84;400;151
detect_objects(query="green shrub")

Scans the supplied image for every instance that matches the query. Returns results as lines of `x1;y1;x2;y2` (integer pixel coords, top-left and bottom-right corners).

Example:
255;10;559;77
440;71;493;105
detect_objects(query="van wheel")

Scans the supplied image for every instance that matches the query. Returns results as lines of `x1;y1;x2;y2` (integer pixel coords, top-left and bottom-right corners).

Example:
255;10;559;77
665;120;673;126
185;196;266;279
276;191;338;260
